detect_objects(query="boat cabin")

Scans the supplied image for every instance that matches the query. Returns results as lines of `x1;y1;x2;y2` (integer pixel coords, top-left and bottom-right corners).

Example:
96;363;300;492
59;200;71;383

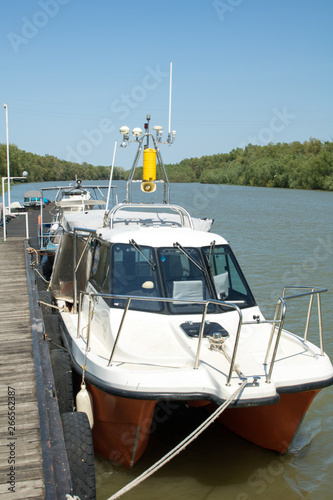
51;216;256;321
24;190;50;208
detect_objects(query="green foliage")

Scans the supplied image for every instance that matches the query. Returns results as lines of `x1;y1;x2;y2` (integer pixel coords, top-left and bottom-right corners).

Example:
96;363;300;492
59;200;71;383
164;139;333;190
1;139;332;192
0;144;127;188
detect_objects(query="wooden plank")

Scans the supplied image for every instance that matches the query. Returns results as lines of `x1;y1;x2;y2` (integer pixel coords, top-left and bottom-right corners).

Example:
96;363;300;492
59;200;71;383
0;240;44;498
0;482;44;500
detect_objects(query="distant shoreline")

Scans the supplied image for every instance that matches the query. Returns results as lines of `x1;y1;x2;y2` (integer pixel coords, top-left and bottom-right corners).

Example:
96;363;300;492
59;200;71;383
1;138;332;192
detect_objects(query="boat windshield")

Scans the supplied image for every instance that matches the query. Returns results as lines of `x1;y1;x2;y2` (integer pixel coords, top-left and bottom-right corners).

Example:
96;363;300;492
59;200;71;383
104;242;255;314
110;243;163;312
202;244;256;309
157;246;216;314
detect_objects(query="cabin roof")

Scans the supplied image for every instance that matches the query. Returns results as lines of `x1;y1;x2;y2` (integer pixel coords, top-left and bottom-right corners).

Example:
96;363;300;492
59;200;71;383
61;206;220;247
62;210;105;232
96;225;227;248
24;190;42;197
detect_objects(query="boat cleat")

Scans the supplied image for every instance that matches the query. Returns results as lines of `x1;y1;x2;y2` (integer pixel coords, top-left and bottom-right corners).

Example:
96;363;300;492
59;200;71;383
208;331;230;352
238;376;261;388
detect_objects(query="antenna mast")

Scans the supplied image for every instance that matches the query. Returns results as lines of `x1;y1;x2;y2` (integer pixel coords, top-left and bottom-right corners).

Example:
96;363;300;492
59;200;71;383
168;61;173;142
106;140;117;209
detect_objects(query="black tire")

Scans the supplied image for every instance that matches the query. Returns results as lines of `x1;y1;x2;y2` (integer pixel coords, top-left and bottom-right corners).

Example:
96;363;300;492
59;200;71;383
44;312;63;350
50;349;74;414
61;412;96;500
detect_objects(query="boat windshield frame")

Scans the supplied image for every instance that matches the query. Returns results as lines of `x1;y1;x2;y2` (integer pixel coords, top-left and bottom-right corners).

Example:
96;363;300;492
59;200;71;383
90;240;256;314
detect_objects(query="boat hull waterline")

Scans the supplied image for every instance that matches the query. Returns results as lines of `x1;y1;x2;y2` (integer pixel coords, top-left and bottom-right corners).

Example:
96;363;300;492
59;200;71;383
82;381;323;467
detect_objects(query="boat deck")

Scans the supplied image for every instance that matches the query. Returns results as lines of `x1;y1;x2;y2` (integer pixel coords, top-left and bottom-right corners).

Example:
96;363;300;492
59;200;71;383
0;207;71;499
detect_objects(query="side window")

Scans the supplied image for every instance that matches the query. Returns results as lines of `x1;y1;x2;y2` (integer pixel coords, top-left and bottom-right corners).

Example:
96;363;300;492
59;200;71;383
209;250;230;300
91;242;110;293
203;245;255;308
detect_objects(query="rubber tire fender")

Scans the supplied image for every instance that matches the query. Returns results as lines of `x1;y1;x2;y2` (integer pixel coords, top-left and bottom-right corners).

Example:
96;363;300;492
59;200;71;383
61;411;96;500
50;349;74;414
43;312;62;350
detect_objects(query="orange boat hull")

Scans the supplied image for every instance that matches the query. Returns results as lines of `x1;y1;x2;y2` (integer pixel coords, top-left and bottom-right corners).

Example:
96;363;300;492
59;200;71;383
87;383;157;468
217;389;321;453
86;384;320;467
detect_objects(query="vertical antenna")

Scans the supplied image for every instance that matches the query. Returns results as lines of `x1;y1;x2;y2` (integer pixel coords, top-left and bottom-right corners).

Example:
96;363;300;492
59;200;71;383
106;140;117;209
168;61;173;141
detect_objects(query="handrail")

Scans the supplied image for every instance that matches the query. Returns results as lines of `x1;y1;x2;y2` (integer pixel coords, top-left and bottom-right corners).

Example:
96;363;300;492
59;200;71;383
2;211;29;241
14;211;29;239
282;286;326;356
107;203;194;229
264;286;327;383
38;221;53;249
77;286;327;386
78;291;242;385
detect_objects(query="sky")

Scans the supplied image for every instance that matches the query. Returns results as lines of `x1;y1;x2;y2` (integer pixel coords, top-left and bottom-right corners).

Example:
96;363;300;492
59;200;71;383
0;0;332;170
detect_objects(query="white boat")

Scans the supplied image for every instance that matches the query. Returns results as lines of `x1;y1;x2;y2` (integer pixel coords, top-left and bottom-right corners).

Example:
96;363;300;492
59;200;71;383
37;179;117;249
23;190;51;208
49;116;333;469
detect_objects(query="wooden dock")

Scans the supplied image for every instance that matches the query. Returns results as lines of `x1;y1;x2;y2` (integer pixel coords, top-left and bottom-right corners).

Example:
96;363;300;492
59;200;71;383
0;238;44;499
0;209;71;499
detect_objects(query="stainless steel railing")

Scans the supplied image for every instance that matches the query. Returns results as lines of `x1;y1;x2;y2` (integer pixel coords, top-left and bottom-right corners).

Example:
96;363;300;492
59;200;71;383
38;222;53;249
108;203;194;229
77;292;242;385
264;286;327;383
77;286;327;386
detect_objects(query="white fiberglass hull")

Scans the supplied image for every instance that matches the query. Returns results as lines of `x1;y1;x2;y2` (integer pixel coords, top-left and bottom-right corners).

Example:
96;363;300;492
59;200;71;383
58;297;333;465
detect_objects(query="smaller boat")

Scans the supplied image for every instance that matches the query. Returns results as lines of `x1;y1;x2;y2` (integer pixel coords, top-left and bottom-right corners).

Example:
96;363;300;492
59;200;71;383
37;179;117;278
23;190;50;208
10;201;25;212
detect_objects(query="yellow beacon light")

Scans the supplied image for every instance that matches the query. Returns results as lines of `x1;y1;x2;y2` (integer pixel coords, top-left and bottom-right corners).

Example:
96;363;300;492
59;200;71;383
141;148;157;193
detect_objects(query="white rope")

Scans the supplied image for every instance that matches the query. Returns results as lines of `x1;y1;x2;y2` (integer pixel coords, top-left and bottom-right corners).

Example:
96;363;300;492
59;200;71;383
107;379;247;500
209;338;243;378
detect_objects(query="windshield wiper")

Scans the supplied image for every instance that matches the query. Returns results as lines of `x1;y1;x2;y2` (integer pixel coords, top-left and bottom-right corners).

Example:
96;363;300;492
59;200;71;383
173;242;206;274
129;239;156;271
208;240;216;269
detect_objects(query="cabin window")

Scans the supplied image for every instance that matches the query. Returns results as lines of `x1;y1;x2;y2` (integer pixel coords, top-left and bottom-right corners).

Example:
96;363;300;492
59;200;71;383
202;245;255;309
90;242;110;293
110;244;162;312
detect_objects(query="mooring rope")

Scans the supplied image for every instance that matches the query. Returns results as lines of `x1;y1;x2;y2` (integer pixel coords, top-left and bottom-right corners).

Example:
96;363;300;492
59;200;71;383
26;246;40;265
34;267;50;284
107;378;247;500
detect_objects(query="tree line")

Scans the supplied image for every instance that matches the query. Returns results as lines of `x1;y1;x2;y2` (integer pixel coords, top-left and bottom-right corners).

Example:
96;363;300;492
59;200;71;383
0;144;127;191
1;138;332;193
164;138;333;190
